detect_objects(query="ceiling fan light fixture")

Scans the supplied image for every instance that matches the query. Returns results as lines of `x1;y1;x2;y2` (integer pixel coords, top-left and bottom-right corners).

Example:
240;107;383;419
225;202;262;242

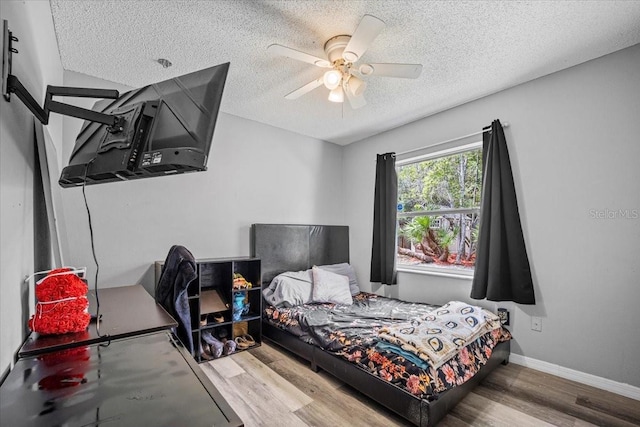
323;69;342;90
347;75;367;97
328;85;344;103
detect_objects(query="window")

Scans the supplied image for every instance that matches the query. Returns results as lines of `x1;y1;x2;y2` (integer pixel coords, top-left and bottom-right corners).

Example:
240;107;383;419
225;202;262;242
396;142;482;275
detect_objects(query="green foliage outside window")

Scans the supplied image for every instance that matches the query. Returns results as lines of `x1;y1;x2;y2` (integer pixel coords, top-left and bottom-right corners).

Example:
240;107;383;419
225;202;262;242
397;148;482;270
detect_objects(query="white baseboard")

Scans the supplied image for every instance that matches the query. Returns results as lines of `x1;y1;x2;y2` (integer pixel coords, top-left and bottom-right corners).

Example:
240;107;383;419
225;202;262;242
509;354;640;401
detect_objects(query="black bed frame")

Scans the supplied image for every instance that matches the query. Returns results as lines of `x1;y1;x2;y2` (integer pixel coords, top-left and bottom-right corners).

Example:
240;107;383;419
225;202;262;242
250;224;510;427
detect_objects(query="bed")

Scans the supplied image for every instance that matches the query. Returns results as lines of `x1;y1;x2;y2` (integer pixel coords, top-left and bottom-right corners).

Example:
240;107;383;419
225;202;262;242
250;224;511;426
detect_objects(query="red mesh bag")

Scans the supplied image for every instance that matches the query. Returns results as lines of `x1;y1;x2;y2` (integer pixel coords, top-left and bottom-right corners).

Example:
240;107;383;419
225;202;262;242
29;268;90;335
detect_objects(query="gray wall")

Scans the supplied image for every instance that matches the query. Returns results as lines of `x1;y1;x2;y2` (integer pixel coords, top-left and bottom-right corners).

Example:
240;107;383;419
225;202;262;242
0;1;63;374
58;71;345;292
343;44;640;388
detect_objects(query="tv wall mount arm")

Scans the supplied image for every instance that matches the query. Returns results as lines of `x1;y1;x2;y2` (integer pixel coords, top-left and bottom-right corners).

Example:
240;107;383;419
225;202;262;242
2;20;125;133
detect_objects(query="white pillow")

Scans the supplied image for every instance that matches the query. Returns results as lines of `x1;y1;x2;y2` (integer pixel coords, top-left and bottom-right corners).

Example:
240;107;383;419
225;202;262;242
311;266;353;305
316;263;360;295
262;270;313;308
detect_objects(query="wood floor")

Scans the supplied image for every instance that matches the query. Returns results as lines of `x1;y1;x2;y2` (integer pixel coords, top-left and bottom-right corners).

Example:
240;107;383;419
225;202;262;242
201;341;640;427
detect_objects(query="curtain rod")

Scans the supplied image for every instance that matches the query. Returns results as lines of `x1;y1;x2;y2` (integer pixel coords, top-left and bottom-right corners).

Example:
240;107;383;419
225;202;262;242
396;122;509;157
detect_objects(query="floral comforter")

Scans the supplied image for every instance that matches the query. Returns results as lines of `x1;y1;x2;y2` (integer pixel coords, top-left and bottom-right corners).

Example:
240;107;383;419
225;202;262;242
263;292;511;400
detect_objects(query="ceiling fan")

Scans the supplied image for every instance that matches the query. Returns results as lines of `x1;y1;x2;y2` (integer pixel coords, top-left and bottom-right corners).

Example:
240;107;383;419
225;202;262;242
267;14;423;109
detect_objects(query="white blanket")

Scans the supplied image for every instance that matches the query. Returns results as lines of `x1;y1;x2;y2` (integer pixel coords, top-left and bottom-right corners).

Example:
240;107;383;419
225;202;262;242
378;301;501;369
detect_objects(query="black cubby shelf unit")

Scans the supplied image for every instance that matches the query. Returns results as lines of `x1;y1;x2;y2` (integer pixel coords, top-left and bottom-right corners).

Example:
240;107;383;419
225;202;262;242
195;257;262;362
156;257;262;363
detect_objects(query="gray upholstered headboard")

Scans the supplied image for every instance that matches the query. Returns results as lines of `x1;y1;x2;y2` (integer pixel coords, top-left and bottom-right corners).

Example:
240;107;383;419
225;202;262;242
250;224;349;284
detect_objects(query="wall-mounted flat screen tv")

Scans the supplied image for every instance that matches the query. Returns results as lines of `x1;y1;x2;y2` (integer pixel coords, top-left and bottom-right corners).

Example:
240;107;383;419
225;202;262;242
59;62;229;187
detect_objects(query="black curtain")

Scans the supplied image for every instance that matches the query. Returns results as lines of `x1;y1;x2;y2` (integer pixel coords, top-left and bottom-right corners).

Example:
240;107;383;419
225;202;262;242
370;153;398;285
471;120;535;304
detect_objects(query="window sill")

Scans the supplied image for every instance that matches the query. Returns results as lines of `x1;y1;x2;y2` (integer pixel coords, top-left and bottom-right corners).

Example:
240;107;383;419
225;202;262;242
397;266;474;280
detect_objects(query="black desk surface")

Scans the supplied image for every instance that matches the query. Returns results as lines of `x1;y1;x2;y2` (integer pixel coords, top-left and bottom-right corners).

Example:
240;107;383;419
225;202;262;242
19;285;178;358
1;332;243;427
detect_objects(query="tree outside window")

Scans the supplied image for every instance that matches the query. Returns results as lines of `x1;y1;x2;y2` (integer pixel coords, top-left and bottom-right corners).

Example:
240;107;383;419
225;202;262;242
397;145;482;273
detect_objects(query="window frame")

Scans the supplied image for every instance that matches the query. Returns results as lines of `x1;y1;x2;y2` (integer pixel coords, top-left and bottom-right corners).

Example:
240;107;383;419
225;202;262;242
396;140;482;279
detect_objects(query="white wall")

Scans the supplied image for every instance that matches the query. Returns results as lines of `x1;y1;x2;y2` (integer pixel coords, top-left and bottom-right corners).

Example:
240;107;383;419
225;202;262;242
0;1;63;375
58;71;345;292
343;44;640;388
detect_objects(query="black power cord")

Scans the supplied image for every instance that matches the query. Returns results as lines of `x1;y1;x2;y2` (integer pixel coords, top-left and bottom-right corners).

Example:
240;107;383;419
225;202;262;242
82;159;109;339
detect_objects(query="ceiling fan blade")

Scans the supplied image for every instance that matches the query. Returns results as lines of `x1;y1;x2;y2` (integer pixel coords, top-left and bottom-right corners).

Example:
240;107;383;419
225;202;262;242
359;63;423;79
345;88;367;109
342;15;385;62
285;78;324;100
268;44;331;68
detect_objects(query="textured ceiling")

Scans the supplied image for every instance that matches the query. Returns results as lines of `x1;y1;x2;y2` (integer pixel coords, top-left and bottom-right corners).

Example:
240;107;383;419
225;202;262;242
50;0;640;145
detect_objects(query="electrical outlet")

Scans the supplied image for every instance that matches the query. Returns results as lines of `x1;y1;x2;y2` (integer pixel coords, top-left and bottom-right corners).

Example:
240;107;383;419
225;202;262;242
531;316;542;332
497;308;510;326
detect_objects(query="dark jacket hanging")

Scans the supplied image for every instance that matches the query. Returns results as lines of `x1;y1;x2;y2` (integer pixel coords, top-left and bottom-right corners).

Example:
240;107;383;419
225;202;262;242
156;245;197;354
370;152;398;285
471;120;535;304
